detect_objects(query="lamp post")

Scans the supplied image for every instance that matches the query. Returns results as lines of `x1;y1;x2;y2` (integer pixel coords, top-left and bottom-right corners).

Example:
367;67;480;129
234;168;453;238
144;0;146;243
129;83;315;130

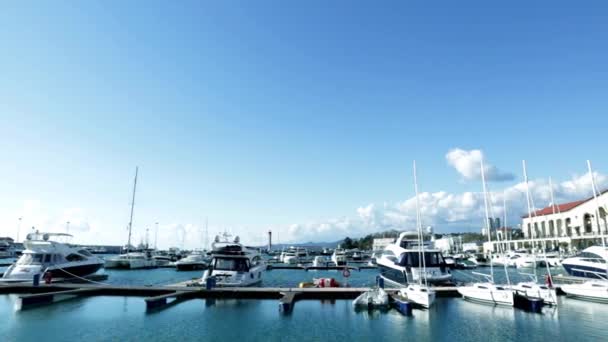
66;221;70;234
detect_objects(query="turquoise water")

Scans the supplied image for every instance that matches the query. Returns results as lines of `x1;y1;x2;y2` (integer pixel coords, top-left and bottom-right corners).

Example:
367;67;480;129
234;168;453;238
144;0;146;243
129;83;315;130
1;295;607;341
1;264;608;341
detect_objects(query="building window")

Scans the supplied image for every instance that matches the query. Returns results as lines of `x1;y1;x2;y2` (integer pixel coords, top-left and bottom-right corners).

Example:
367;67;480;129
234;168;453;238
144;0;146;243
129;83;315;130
583;213;593;234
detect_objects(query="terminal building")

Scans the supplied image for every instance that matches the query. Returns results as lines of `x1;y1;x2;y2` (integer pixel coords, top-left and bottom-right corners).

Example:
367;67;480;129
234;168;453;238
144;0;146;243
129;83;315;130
484;190;608;253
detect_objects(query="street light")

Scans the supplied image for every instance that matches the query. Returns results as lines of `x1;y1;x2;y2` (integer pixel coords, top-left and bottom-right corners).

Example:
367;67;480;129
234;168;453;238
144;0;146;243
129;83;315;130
66;221;70;234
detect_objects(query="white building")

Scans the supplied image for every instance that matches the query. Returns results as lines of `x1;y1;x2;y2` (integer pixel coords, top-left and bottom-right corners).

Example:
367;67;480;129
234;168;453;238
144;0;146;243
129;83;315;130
522;190;608;239
484;190;608;253
372;238;395;251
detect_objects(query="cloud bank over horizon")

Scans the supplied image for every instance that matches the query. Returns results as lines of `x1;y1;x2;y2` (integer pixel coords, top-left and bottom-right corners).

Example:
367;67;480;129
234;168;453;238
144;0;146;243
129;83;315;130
2;149;606;248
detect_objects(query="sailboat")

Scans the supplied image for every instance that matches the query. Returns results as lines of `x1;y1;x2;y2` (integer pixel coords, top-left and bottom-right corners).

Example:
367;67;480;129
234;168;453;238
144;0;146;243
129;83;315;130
105;167;156;269
399;161;436;308
510;161;557;306
458;158;514;306
561;160;608;303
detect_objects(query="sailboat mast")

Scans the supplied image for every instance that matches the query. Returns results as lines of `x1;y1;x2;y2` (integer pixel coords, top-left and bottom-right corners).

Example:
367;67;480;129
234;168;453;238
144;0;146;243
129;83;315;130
205;217;209;250
127;166;138;253
523;161;552;283
587;160;606;249
502;192;511;287
413;161;427;287
480;158;494;281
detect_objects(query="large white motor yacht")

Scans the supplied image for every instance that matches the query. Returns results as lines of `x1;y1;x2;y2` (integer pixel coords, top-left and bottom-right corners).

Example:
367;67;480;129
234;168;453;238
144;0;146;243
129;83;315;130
561;246;608;279
201;234;266;287
1;232;104;282
376;231;452;286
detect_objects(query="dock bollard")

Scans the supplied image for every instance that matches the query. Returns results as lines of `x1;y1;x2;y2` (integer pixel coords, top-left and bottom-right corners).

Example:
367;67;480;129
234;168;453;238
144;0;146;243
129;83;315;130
33;274;40;287
376;275;384;289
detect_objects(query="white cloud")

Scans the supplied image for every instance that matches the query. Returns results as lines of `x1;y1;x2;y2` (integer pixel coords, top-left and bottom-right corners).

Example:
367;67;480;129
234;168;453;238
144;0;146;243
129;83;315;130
446;148;514;182
281;170;608;243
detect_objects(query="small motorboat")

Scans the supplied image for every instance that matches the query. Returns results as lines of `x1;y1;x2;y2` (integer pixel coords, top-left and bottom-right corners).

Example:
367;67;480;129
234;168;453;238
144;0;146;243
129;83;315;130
352;287;389;309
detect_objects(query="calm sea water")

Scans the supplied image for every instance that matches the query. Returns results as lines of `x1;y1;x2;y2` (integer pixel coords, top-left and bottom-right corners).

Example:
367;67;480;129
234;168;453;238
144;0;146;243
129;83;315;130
1;295;607;341
2;259;607;341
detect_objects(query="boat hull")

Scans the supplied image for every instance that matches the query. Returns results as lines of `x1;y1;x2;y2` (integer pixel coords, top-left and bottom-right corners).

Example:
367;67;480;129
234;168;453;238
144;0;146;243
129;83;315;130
457;285;514;306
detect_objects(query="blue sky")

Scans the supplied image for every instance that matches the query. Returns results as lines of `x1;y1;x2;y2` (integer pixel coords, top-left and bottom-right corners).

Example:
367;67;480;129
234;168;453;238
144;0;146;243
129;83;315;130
1;1;607;247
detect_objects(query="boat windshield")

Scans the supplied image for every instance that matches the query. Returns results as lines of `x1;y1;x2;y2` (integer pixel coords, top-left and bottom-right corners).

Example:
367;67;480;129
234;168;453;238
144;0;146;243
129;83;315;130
16;253;45;265
214;257;250;272
397;251;445;267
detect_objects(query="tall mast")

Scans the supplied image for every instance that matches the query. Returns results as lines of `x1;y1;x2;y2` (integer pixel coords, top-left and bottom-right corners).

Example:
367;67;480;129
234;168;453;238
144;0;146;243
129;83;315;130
154;222;159;250
500;191;511;286
587;160;606;249
127;167;138;253
480;157;494;281
523;161;552;283
413;160;427;287
205;217;209;250
503;191;508;251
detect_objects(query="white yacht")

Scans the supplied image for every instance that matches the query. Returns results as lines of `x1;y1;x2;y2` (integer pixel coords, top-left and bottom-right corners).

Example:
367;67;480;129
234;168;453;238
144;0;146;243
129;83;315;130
312;255;329;267
201;234;266;287
331;248;347;266
458;280;514;306
281;247;308;264
1;232;104;282
561;246;608;279
511;281;557;305
175;250;208;271
401;283;436;308
561;280;608;303
376;231;452;286
104;251;156;269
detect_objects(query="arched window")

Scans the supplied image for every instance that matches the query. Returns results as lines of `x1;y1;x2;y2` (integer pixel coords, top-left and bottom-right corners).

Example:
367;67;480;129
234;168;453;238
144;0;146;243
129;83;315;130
548;220;555;237
541;221;547;237
583;213;593;234
556;219;563;237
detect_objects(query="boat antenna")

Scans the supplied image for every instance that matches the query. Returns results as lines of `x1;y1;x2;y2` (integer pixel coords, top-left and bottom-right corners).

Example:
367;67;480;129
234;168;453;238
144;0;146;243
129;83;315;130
480;157;494;282
413;160;428;288
127;166;139;254
587;161;606;250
